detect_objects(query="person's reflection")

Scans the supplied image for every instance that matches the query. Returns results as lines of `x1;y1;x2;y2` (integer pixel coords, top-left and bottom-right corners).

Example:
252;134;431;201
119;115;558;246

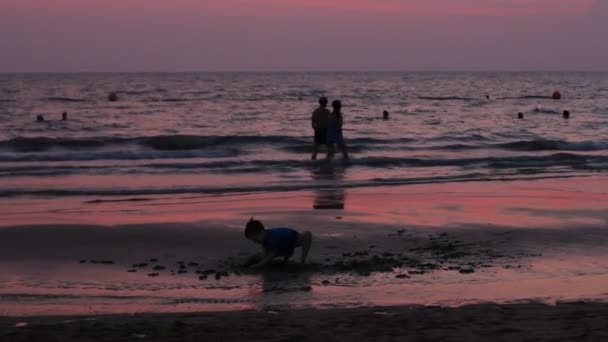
255;266;313;311
311;163;346;210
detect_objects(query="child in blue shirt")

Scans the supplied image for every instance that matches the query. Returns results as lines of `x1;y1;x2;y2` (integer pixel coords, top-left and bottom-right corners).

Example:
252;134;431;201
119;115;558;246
244;218;312;269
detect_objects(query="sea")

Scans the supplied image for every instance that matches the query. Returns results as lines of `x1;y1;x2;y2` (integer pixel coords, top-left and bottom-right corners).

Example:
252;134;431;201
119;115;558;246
0;72;607;201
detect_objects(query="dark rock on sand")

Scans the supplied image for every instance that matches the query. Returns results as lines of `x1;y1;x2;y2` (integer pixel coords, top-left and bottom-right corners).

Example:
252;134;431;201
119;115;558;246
147;273;159;277
322;280;331;285
396;274;410;279
127;269;137;273
188;262;199;267
101;260;115;264
459;268;475;274
199;275;208;280
79;260;87;264
149;258;158;262
133;263;148;268
153;265;166;271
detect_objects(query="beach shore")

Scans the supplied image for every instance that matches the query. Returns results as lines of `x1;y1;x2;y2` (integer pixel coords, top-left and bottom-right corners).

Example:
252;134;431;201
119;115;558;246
1;175;608;342
3;301;608;341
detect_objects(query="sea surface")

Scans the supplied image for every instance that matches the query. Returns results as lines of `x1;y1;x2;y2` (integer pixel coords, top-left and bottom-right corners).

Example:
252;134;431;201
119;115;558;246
1;72;607;200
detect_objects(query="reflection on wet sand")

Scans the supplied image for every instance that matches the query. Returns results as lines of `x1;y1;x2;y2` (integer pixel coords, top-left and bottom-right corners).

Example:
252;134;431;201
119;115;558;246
255;268;313;310
311;163;347;210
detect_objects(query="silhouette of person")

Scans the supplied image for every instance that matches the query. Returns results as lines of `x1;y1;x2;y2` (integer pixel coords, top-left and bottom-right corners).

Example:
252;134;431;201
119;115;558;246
326;100;349;160
311;97;330;160
382;110;389;120
62;112;67;121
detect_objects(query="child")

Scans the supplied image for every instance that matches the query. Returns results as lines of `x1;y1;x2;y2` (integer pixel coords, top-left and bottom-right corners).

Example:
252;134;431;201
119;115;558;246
326;100;349;160
244;218;312;269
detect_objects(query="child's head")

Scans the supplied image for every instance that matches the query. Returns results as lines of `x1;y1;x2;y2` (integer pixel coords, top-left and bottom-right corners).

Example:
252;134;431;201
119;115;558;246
245;218;265;243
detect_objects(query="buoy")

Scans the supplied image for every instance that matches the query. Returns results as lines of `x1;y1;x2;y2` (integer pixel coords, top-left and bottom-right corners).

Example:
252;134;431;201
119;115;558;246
552;91;561;100
108;92;118;102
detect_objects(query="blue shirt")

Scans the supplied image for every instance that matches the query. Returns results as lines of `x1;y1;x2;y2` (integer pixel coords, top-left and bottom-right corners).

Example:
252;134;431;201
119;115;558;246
263;227;299;257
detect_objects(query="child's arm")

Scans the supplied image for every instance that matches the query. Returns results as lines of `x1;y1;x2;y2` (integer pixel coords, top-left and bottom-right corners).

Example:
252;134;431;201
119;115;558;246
299;231;312;264
249;250;275;269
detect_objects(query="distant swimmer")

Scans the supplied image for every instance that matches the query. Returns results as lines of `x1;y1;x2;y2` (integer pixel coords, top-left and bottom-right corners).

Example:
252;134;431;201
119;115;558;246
62;112;67;121
382;110;389;120
563;110;570;119
36;115;44;122
518;112;524;119
311;97;330;160
108;92;118;102
552;91;562;100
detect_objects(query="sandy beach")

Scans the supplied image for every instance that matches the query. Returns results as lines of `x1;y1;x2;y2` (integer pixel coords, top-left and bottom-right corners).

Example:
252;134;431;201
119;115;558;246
3;302;608;341
1;176;608;320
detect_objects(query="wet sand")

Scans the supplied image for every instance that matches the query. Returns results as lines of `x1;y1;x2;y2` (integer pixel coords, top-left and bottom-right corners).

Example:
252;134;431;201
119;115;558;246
3;302;608;341
1;176;608;339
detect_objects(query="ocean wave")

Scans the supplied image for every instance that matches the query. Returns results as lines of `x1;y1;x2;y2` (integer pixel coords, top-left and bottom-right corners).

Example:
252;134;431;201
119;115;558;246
0;173;580;198
1;153;604;177
136;153;607;172
497;140;608;151
418;96;475;101
0;135;307;153
428;140;608;152
0;148;241;162
498;95;553;100
0;135;422;154
46;97;88;103
116;88;166;96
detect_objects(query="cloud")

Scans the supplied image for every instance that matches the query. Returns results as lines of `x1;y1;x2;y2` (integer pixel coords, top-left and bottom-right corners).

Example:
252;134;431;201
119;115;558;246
250;0;596;16
1;0;595;17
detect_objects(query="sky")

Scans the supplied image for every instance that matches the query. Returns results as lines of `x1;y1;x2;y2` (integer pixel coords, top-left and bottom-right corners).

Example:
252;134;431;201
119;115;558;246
0;0;607;72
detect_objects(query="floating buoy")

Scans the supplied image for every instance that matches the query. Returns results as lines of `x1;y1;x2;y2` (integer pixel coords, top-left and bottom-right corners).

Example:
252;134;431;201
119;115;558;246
552;91;561;100
108;92;118;102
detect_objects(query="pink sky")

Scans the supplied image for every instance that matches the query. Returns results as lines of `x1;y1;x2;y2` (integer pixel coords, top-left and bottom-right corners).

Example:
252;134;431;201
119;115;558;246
0;0;606;72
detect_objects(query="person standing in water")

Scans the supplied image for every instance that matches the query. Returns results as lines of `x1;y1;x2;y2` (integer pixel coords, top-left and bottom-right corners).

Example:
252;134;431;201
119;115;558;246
326;100;349;160
311;97;330;160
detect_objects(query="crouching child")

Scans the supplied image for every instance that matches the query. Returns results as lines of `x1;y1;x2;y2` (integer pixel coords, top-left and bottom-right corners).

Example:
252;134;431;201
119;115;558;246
244;218;312;269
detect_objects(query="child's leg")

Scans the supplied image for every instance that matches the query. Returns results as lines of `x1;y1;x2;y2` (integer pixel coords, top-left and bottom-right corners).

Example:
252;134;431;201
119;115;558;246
339;141;348;159
297;231;312;263
326;143;335;160
311;143;319;160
